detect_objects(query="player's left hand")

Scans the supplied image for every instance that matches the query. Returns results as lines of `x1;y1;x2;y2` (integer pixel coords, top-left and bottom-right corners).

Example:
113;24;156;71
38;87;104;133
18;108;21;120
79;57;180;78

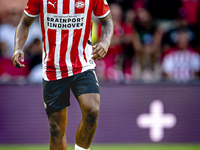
92;41;109;61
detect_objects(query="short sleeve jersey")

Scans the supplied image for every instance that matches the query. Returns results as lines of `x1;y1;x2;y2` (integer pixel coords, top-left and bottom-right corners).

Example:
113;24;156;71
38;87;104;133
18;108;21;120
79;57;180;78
162;48;200;82
24;0;110;81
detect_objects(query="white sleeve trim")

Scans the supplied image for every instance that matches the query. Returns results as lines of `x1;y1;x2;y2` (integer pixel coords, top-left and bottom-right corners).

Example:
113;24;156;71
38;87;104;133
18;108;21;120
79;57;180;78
24;10;39;18
95;10;110;19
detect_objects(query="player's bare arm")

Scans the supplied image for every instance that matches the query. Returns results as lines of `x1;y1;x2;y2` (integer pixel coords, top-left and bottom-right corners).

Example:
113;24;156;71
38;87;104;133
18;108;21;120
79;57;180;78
92;13;114;61
12;14;36;68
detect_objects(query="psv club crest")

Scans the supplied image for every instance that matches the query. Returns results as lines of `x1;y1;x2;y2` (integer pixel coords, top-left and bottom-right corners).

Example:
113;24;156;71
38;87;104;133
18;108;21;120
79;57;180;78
75;1;85;9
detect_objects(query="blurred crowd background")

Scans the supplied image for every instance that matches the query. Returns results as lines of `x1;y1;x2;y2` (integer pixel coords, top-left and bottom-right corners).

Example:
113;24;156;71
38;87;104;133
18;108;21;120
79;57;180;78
0;0;200;84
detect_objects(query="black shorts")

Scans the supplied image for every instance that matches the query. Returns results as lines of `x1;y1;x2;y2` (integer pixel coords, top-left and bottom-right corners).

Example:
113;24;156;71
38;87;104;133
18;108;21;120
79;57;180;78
43;69;100;115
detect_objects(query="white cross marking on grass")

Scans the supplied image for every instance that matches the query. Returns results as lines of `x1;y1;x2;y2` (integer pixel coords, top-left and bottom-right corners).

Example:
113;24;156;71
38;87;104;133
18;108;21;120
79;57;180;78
137;100;177;142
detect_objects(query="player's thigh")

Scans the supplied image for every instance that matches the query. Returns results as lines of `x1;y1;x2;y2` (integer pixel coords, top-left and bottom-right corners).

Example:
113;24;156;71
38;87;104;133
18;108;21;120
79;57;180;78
77;93;100;119
48;107;68;134
71;70;100;118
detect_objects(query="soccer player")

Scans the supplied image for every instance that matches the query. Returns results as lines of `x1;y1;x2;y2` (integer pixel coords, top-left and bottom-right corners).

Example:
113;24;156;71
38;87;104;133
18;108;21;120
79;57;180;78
12;0;113;150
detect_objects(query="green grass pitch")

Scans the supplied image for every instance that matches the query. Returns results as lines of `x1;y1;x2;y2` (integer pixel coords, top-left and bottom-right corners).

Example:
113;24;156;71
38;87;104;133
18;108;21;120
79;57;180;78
0;144;200;150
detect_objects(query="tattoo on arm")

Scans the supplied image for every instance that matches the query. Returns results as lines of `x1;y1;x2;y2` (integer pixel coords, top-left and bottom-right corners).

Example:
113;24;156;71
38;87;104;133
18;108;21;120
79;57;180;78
91;13;113;60
98;13;114;45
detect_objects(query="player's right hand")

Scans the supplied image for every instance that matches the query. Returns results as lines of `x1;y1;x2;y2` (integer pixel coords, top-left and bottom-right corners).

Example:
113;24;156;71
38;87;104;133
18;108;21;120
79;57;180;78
12;50;25;68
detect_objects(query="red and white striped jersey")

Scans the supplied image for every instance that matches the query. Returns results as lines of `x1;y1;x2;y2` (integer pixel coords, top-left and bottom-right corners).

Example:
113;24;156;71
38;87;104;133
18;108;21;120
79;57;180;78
162;48;200;82
24;0;110;81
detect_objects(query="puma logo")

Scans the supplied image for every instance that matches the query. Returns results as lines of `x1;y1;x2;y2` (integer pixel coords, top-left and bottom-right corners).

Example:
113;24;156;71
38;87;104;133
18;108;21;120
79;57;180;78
48;1;56;8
